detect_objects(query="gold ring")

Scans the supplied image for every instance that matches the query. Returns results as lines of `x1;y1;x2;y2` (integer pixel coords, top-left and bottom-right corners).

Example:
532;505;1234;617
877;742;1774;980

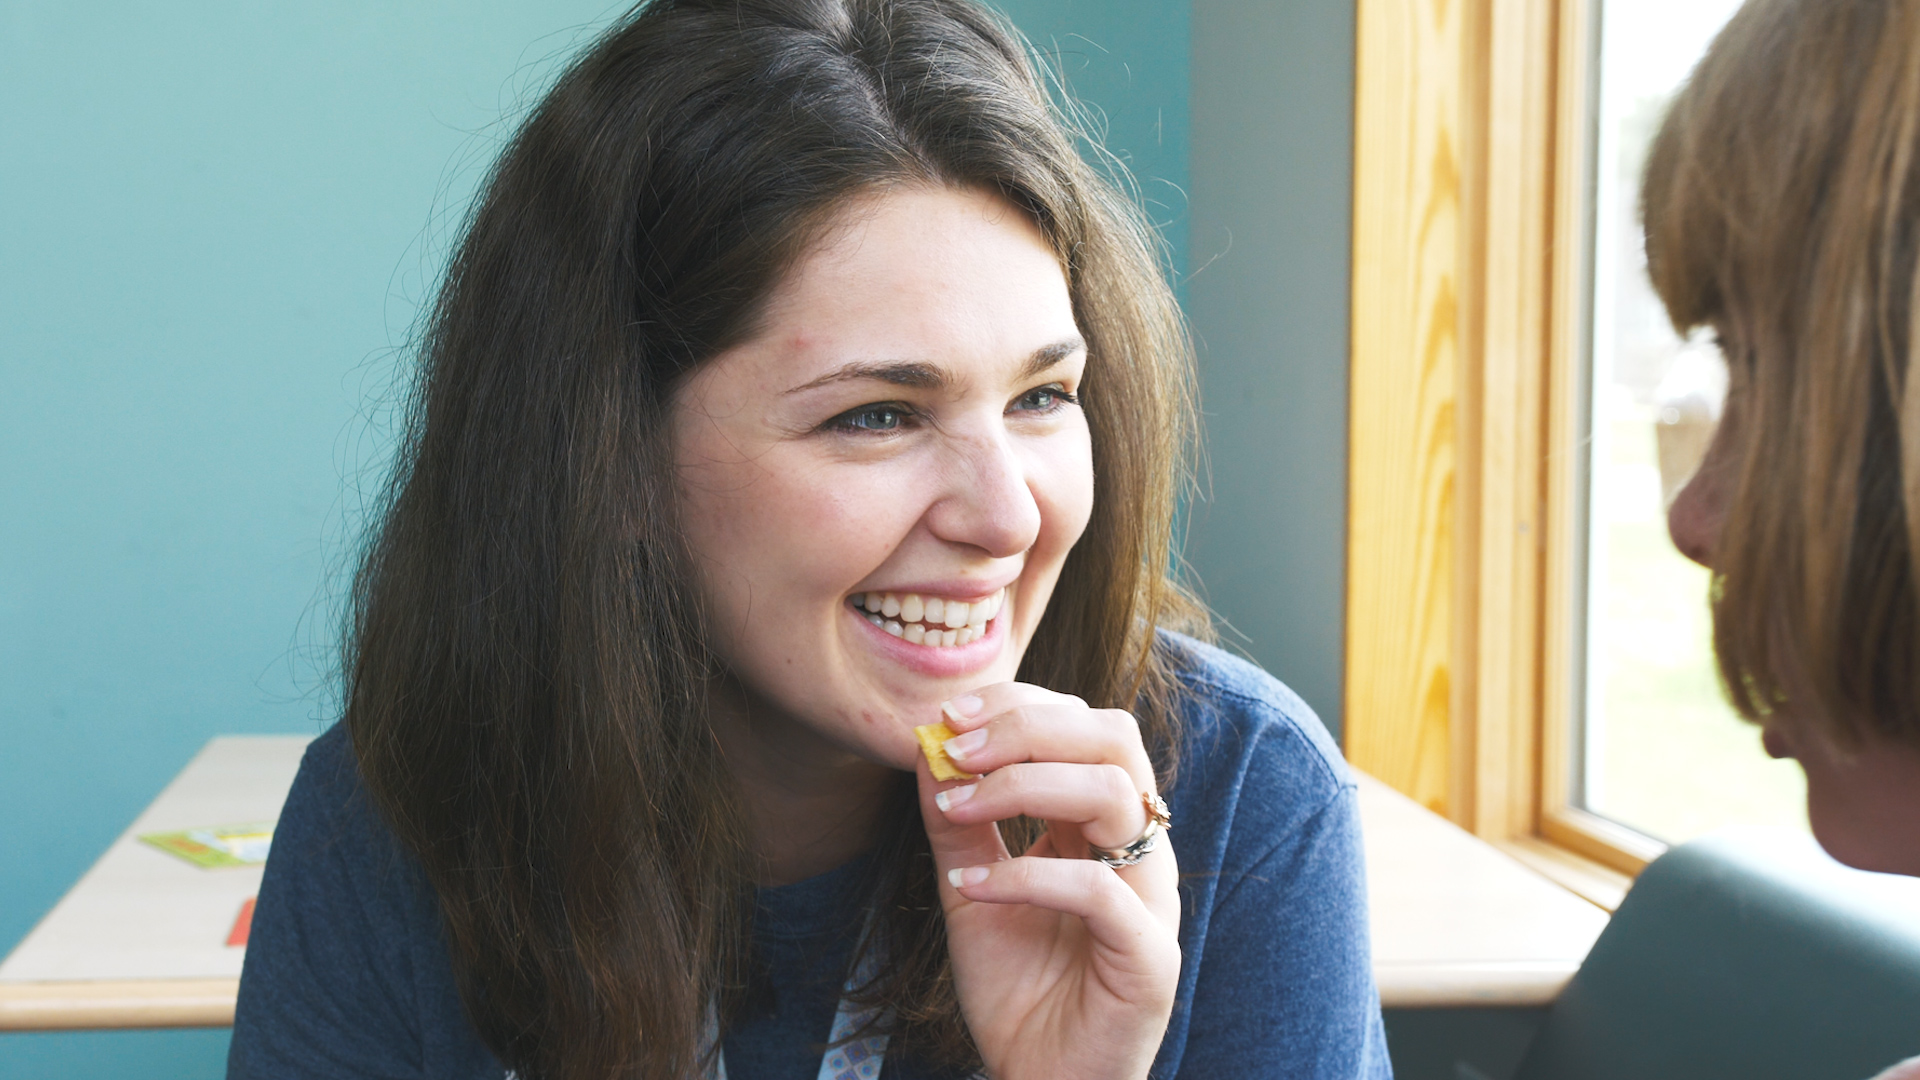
1089;791;1172;868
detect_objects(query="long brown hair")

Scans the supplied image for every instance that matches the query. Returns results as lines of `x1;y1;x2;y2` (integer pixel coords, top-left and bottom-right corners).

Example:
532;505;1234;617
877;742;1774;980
343;1;1206;1077
1643;0;1920;748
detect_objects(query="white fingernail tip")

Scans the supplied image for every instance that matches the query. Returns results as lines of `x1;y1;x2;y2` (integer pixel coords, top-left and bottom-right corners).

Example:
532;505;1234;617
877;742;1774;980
933;783;975;812
947;865;989;888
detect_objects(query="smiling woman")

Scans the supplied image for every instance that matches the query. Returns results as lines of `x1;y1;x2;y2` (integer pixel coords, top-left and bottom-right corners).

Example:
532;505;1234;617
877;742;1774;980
676;188;1095;779
224;2;1388;1079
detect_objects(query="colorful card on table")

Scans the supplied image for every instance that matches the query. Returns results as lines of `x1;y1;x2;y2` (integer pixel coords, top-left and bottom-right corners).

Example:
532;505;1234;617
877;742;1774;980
138;823;276;868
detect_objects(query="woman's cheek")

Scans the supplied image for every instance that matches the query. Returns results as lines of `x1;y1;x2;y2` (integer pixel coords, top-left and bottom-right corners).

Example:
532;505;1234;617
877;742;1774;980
804;461;931;562
1034;424;1096;550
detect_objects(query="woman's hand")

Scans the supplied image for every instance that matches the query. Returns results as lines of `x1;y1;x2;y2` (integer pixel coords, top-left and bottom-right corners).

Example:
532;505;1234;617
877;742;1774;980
918;683;1181;1080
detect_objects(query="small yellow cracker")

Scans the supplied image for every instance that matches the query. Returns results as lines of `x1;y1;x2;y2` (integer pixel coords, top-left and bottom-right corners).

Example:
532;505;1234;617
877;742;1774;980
913;721;978;781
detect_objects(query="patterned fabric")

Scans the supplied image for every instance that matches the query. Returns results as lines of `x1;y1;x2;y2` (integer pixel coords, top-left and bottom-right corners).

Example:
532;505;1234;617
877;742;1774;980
820;1033;886;1080
812;936;889;1080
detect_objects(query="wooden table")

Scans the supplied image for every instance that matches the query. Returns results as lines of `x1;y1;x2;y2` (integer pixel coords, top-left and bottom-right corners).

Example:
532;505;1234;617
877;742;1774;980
0;736;309;1029
0;739;1609;1030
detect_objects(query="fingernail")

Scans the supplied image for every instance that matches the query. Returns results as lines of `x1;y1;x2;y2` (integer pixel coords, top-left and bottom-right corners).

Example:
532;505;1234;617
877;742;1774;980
947;865;991;888
933;784;976;813
942;695;984;723
943;728;988;760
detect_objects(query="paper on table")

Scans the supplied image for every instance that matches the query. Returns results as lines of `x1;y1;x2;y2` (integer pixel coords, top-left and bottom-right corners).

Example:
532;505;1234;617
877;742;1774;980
0;736;309;984
139;824;275;869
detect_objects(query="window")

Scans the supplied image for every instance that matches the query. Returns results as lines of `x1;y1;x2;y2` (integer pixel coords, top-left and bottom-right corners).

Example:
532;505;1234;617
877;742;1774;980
1577;0;1809;845
1346;0;1808;905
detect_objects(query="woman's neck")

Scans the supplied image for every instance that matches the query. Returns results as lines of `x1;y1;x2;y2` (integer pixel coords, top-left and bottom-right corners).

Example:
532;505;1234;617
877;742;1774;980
706;681;898;887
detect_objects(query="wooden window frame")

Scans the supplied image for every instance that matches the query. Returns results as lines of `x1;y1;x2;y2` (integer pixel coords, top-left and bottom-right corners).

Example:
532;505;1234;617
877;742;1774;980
1346;0;1660;908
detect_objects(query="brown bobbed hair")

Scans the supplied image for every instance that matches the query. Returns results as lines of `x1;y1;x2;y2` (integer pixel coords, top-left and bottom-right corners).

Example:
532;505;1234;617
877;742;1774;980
343;1;1207;1077
1643;0;1920;749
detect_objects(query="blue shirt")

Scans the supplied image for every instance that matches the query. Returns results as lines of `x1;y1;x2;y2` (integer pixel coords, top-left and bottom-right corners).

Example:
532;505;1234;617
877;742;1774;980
230;634;1392;1078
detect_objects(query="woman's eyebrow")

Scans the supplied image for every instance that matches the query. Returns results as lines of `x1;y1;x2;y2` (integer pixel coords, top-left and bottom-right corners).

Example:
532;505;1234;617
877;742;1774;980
784;360;947;394
782;336;1087;395
1020;336;1087;379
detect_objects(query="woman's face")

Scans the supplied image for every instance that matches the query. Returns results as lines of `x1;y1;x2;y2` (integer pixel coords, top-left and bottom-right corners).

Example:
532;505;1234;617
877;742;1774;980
672;186;1093;772
1669;382;1920;876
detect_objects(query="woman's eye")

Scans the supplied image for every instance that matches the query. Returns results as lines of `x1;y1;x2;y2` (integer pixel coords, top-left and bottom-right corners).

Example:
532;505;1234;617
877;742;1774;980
1012;384;1079;413
828;403;910;433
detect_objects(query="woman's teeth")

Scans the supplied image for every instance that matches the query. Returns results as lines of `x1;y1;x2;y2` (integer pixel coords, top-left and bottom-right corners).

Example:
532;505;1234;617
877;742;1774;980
851;588;1004;648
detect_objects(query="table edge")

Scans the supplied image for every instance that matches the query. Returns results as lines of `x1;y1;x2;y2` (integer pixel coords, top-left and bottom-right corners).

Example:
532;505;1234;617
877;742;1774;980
1374;961;1579;1008
0;978;238;1031
0;959;1579;1031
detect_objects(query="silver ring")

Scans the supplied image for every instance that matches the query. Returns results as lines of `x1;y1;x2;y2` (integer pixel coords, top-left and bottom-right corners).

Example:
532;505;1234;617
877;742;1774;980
1089;791;1172;868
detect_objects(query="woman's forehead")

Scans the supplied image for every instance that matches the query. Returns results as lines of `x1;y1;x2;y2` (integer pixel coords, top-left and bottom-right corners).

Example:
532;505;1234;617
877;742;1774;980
734;186;1082;391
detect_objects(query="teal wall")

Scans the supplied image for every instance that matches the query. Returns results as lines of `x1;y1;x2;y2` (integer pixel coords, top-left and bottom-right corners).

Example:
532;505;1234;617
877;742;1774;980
1186;0;1356;737
1005;0;1191;278
0;2;1186;1076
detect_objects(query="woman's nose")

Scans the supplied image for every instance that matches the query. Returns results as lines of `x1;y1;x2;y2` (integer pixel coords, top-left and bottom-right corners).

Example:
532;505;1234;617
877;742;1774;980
1667;387;1743;569
923;431;1042;558
1668;472;1720;567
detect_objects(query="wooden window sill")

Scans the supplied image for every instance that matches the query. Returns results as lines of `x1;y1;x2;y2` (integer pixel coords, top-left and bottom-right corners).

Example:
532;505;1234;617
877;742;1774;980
1358;773;1611;1007
1495;834;1637;912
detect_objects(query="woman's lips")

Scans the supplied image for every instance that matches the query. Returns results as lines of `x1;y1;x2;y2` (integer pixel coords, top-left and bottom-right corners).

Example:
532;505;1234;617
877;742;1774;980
849;586;1005;648
1762;726;1793;760
847;589;1010;674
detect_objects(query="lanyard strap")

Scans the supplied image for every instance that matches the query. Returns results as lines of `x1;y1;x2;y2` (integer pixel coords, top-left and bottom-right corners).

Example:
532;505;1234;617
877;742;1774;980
809;976;889;1080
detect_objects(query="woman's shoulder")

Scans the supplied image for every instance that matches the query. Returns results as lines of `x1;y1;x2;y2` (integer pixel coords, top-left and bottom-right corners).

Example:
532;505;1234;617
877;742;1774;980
1155;630;1352;810
234;723;495;1077
290;720;357;800
260;720;427;924
275;722;389;854
1145;635;1388;1079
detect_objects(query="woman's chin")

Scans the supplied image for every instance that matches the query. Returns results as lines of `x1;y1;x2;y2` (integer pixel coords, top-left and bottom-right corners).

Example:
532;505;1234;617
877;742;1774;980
1808;818;1920;877
1801;738;1920;878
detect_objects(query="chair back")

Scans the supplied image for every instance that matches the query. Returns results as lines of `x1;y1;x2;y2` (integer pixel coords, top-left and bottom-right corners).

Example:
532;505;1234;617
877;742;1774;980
1514;829;1920;1080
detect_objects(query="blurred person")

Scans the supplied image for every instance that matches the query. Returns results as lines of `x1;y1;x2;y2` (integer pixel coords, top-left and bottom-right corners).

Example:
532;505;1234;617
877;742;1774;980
1650;5;1920;1073
1650;0;1920;883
